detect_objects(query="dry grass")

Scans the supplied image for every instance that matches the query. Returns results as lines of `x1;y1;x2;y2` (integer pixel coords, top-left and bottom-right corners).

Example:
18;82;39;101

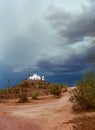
71;104;95;114
68;115;95;130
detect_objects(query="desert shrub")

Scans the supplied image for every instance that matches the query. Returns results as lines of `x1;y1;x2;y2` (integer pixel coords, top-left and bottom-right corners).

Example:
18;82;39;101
0;89;10;99
34;83;40;89
69;116;95;130
13;88;19;94
7;80;11;94
18;93;28;103
50;83;61;97
21;88;28;93
62;83;68;92
12;88;20;98
42;85;47;89
0;89;7;95
70;71;95;109
19;81;28;88
32;90;39;100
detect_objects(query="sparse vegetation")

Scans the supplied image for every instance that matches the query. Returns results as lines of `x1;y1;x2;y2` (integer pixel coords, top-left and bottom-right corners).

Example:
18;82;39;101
7;80;11;94
69;115;95;130
0;89;7;95
70;71;95;109
34;83;40;89
62;83;68;92
32;90;39;100
49;83;61;98
13;88;19;93
0;80;50;101
0;80;67;102
18;93;28;103
19;81;29;87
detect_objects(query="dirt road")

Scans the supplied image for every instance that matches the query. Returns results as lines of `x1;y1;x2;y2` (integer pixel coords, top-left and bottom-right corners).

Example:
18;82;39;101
0;91;74;130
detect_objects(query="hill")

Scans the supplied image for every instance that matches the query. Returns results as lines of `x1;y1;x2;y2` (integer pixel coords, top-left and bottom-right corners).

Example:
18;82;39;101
13;80;50;96
0;80;51;99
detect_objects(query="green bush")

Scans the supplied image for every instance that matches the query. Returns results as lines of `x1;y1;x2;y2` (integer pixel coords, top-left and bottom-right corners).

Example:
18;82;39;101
13;88;19;94
0;89;7;95
18;93;28;103
0;89;9;99
12;88;20;98
19;81;29;88
34;83;40;89
32;90;39;100
62;83;68;92
50;83;61;97
70;71;95;109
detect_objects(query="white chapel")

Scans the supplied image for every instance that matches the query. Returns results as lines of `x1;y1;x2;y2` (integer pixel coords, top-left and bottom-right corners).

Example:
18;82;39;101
28;73;45;81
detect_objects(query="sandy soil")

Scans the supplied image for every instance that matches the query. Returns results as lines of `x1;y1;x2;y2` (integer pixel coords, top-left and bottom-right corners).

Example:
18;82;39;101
0;88;87;130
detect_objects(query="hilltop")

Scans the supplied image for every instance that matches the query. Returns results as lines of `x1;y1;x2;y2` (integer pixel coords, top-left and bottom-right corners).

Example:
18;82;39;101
0;79;51;100
13;80;50;97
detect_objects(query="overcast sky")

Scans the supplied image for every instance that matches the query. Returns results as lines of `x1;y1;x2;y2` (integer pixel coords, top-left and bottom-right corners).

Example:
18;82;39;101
0;0;95;87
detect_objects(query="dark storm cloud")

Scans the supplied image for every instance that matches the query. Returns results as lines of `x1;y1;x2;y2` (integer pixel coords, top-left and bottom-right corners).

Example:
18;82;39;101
38;59;54;70
37;44;95;77
46;1;95;44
